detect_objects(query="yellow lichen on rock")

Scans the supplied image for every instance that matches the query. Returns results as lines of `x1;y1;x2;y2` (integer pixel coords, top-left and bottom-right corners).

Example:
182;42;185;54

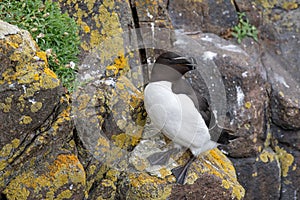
0;96;13;112
275;146;294;177
30;101;43;113
187;149;245;200
0;24;60;94
3;154;85;200
68;0;124;61
282;2;298;10
257;0;278;9
259;148;275;163
19;115;32;124
106;54;129;76
112;133;140;149
245;101;252;109
128;173;173;199
0;138;20;158
36;51;48;66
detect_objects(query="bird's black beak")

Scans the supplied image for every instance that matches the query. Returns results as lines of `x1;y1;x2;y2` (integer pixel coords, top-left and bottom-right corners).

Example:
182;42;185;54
173;56;197;70
186;57;197;71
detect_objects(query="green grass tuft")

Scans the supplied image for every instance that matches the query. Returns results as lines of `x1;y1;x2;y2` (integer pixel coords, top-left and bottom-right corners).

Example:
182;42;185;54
232;12;258;44
0;0;80;92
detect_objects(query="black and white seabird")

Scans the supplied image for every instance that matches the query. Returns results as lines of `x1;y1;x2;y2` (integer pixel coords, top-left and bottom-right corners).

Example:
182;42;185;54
143;52;235;184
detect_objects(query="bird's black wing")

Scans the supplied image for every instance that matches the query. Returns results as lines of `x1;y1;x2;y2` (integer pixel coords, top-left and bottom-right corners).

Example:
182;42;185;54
171;78;212;127
172;78;237;144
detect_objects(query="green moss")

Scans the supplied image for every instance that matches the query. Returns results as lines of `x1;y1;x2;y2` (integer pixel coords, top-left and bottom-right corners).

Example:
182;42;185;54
0;0;80;92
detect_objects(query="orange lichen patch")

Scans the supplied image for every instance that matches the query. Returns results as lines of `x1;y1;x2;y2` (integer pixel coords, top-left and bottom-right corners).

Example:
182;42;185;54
33;73;40;81
3;154;85;199
83;25;91;33
1;68;18;84
56;190;73;199
130;93;144;108
264;131;272;147
40;68;60;89
44;67;57;79
292;164;297;171
257;0;276;9
279;91;284;97
101;179;116;189
7;41;19;49
49;154;85;179
36;51;48;66
275;146;294;177
222;179;230;189
59;106;71;121
129;173;161;188
106;54;129;76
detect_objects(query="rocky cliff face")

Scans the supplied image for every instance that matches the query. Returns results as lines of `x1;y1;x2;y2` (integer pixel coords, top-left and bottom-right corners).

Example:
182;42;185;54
0;0;299;199
0;21;86;199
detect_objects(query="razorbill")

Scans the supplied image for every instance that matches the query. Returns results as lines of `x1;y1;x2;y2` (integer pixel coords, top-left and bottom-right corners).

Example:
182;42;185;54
143;51;235;184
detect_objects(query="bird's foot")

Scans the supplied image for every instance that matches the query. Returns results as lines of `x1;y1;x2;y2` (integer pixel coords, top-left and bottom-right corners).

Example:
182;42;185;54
147;148;179;166
171;156;196;184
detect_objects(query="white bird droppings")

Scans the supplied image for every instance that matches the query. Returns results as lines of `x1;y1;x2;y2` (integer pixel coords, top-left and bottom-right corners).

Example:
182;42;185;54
202;51;217;61
146;9;153;19
200;35;213;42
274;73;290;88
236;85;244;107
242;71;248;78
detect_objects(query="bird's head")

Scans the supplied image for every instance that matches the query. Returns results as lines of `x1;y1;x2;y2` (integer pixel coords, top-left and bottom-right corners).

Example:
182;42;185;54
150;52;197;82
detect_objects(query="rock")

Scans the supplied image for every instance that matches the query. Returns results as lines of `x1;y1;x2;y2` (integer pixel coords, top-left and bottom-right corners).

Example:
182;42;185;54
166;0;300;199
272;124;300;151
279;146;300;200
271;124;300;200
231;148;281;200
0;20;85;199
261;51;300;130
0;20;62;138
2;0;299;199
169;149;245;200
168;0;238;34
69;0;246;199
233;0;262;27
174;32;268;158
3;153;86;200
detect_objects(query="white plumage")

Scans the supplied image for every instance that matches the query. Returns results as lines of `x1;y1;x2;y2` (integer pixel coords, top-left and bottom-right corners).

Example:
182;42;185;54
142;51;231;184
144;81;218;156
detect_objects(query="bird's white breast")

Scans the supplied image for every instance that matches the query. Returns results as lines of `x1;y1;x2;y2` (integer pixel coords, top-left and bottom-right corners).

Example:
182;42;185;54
144;81;215;155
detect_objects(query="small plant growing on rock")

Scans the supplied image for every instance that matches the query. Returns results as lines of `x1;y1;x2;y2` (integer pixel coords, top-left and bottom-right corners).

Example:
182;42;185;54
232;12;258;43
0;0;80;92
